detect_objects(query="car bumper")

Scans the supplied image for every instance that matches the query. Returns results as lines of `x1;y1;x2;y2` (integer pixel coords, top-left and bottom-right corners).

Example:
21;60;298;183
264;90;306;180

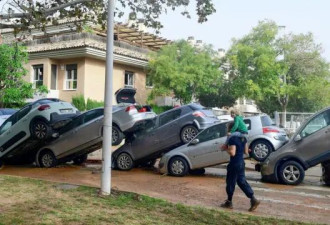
158;156;169;174
50;112;80;129
270;138;289;151
256;160;279;183
198;119;220;130
121;112;156;132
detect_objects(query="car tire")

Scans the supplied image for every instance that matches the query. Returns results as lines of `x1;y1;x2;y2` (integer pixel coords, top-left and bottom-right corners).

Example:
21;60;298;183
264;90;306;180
31;120;51;140
321;160;330;186
73;154;88;165
116;153;134;171
38;150;58;168
278;160;305;185
112;125;124;146
250;140;273;162
168;156;189;177
190;168;206;175
180;125;198;144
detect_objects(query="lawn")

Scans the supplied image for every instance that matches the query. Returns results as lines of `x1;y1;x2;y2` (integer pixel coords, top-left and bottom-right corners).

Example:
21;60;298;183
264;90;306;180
0;175;313;225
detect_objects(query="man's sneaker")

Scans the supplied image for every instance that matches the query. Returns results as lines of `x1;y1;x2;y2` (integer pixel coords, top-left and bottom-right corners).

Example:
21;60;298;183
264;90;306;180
220;200;233;209
249;197;260;212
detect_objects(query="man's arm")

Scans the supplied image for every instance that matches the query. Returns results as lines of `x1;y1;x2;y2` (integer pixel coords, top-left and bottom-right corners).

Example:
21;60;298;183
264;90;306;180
227;145;236;157
244;143;249;155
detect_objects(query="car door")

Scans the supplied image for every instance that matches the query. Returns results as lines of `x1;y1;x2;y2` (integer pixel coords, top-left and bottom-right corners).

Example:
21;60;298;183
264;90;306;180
294;109;330;166
0;106;32;156
188;123;228;168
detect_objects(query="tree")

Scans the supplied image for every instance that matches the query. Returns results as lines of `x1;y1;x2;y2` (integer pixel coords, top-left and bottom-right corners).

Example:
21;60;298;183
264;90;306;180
0;0;215;34
225;20;330;122
148;40;222;104
0;44;47;107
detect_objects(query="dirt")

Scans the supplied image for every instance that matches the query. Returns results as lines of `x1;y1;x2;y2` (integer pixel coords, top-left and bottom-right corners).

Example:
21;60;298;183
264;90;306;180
0;164;329;224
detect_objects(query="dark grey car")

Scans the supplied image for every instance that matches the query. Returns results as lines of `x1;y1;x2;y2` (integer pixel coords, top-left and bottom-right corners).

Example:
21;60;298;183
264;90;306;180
257;107;330;185
35;108;104;168
112;103;219;171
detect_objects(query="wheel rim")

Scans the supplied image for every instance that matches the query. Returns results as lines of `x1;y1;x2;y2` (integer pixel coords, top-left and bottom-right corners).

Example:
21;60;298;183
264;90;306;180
171;160;185;175
35;123;47;139
254;143;269;159
182;127;197;143
112;128;118;143
42;154;53;167
117;154;132;170
283;165;300;183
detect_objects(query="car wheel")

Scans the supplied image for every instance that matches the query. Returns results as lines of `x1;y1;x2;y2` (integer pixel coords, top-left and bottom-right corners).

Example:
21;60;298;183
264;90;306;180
38;150;57;168
116;153;134;171
250;140;272;162
278;160;305;185
180;125;198;144
31;120;51;140
168;156;189;177
112;126;124;146
321;160;330;186
190;168;205;175
73;154;88;165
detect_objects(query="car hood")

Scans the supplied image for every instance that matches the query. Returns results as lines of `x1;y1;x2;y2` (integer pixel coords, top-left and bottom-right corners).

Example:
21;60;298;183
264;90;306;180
115;88;136;104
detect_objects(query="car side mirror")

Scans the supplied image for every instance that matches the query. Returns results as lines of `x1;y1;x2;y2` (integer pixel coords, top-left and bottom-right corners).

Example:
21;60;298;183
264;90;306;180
190;139;199;145
294;134;302;142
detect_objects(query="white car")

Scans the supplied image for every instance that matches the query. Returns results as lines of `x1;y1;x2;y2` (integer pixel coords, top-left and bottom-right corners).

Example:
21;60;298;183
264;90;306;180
0;108;17;126
0;98;79;165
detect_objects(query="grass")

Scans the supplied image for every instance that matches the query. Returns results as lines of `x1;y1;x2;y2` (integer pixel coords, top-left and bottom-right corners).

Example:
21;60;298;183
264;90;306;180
0;175;314;225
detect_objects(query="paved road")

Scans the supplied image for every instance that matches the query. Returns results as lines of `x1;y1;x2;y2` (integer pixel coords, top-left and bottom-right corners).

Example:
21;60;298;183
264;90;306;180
0;162;329;224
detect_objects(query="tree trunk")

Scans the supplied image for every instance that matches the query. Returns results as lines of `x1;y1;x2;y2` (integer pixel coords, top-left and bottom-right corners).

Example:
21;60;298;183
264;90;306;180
281;105;287;128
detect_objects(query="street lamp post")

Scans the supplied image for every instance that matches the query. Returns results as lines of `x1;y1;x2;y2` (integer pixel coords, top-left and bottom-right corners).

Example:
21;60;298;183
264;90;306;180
101;0;115;195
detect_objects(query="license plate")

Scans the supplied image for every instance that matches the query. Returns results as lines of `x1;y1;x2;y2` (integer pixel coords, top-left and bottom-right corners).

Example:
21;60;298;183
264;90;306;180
60;109;73;113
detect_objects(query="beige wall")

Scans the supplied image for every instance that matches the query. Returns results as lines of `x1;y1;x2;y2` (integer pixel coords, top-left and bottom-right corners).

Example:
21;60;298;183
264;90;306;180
25;56;151;105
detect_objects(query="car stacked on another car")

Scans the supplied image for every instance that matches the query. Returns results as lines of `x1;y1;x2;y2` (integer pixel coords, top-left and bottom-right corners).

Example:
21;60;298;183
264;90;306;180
0;98;80;166
35;108;104;168
112;103;219;171
257;107;330;185
111;88;156;145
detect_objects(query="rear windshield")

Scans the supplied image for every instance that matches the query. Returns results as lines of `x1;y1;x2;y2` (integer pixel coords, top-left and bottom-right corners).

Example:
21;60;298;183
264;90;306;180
0;109;17;115
261;115;274;127
189;103;205;111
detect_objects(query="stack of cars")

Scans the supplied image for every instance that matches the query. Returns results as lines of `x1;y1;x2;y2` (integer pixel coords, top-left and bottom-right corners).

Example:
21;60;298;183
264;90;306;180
112;103;219;171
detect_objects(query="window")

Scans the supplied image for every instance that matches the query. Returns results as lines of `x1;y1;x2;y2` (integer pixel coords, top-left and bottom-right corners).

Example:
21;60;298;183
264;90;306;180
260;116;274;127
301;111;330;138
195;123;227;144
125;71;134;88
146;74;153;88
244;119;252;130
32;65;44;88
65;64;77;90
83;109;104;124
159;109;181;127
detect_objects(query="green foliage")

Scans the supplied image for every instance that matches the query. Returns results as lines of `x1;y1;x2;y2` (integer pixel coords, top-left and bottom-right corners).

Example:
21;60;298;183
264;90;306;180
86;98;104;110
0;44;45;108
225;20;330;113
148;40;223;104
149;104;173;115
72;95;86;111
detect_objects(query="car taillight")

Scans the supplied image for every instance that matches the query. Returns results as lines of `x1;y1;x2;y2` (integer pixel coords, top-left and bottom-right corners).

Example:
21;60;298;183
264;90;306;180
38;104;50;111
125;105;136;112
263;127;279;133
193;111;206;117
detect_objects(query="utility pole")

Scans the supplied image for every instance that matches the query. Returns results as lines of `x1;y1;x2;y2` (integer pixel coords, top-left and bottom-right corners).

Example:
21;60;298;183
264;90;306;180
100;0;115;195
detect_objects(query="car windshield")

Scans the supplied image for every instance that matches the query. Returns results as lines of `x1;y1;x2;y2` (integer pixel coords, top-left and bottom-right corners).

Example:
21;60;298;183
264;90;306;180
261;115;275;127
0;109;16;115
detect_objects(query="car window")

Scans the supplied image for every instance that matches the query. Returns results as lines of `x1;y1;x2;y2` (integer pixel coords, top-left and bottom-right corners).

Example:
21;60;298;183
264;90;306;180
3;109;17;115
244;119;252;130
194;123;227;144
188;103;205;111
159;109;181;127
59;116;83;134
0;117;14;135
83;109;104;124
261;115;274;127
301;111;330;138
16;106;31;121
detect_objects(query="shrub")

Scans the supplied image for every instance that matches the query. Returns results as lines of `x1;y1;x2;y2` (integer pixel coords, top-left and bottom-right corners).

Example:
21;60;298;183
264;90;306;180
86;98;104;110
150;104;173;114
72;95;86;111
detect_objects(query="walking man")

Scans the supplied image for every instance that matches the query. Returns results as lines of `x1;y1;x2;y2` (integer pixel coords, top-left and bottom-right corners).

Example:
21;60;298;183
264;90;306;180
221;122;260;211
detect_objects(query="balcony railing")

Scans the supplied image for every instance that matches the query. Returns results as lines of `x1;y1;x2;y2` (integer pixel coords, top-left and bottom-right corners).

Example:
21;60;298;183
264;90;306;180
24;32;151;55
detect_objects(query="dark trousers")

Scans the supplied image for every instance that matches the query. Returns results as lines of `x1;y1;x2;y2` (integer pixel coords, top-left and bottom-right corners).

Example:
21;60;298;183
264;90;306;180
226;162;254;201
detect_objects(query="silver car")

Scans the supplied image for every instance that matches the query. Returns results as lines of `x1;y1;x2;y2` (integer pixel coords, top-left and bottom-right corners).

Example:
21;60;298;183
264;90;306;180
244;115;289;162
112;103;219;171
35;108;104;168
112;88;156;145
159;121;238;176
257;107;330;185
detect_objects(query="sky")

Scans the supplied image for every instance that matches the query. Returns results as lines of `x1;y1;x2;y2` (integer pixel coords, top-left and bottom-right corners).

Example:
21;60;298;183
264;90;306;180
154;0;330;60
